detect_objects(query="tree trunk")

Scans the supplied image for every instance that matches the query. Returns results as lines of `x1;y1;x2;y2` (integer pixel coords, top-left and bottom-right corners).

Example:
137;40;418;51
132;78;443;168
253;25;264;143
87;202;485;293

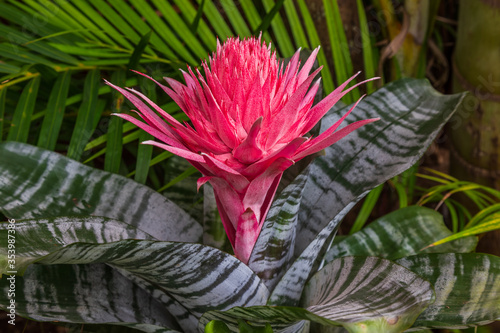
449;0;500;264
450;0;500;187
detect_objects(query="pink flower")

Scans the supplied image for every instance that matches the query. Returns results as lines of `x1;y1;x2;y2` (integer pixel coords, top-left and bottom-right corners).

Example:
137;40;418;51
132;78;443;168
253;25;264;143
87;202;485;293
106;36;378;264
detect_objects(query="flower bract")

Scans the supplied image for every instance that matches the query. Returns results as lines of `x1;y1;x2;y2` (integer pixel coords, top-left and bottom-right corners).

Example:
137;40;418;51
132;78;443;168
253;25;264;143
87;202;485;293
107;35;378;264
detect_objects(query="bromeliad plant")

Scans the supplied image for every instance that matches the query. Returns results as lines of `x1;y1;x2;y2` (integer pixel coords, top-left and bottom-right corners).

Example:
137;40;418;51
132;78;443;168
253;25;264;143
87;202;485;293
105;36;378;263
0;36;499;333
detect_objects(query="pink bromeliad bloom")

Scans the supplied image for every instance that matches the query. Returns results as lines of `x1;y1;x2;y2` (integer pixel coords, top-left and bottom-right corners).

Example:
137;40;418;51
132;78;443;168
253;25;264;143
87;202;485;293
106;36;378;264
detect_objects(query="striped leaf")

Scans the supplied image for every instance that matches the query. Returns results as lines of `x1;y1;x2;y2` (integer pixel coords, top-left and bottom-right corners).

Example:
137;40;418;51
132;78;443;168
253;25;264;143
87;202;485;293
0;216;246;331
158;156;203;222
0;142;202;243
200;305;332;332
323;206;478;264
268;208;348;306
200;257;434;332
5;239;269;320
248;168;310;290
0;263;181;332
112;265;199;332
0;216;155;275
296;79;468;255
302;256;435;333
270;79;466;307
396;253;500;330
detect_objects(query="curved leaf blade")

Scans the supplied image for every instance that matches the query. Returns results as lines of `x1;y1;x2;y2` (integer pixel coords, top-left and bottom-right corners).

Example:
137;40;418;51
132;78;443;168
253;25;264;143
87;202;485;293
269;200;359;306
0;216;155;275
323;206;477;264
302;256;435;333
0;142;202;243
200;305;335;332
6;239;270;319
296;79;468;255
248;168;310;290
396;253;500;330
0;263;181;332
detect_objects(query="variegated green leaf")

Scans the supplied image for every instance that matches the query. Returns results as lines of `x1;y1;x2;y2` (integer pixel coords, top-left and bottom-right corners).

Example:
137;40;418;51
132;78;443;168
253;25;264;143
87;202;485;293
302;256;435;333
323;206;477;264
200;254;436;333
0;142;202;243
0;263;181;332
0;216;198;330
248;168;309;289
0;216;155;275
269;79;466;306
296;79;468;256
4;238;269;319
269;200;358;306
396;253;500;330
200;305;334;332
112;266;199;332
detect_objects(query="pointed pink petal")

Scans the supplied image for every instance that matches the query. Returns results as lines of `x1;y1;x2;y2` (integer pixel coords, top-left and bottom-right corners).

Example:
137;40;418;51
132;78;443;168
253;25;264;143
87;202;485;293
265;67;322;148
234;208;259;264
293;117;380;160
129;70;189;114
173;120;231;155
164;76;187;96
106;80;177;134
197;176;213;191
112;113;184;149
297;47;320;85
242;137;307;178
201;154;250;192
142;140;206;163
300;78;321;110
258;172;283;227
322;94;366;135
233;117;264;164
122;88;181;138
187;67;210;115
284;48;302;86
124;86;182;128
299;74;379;135
211;102;238;149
